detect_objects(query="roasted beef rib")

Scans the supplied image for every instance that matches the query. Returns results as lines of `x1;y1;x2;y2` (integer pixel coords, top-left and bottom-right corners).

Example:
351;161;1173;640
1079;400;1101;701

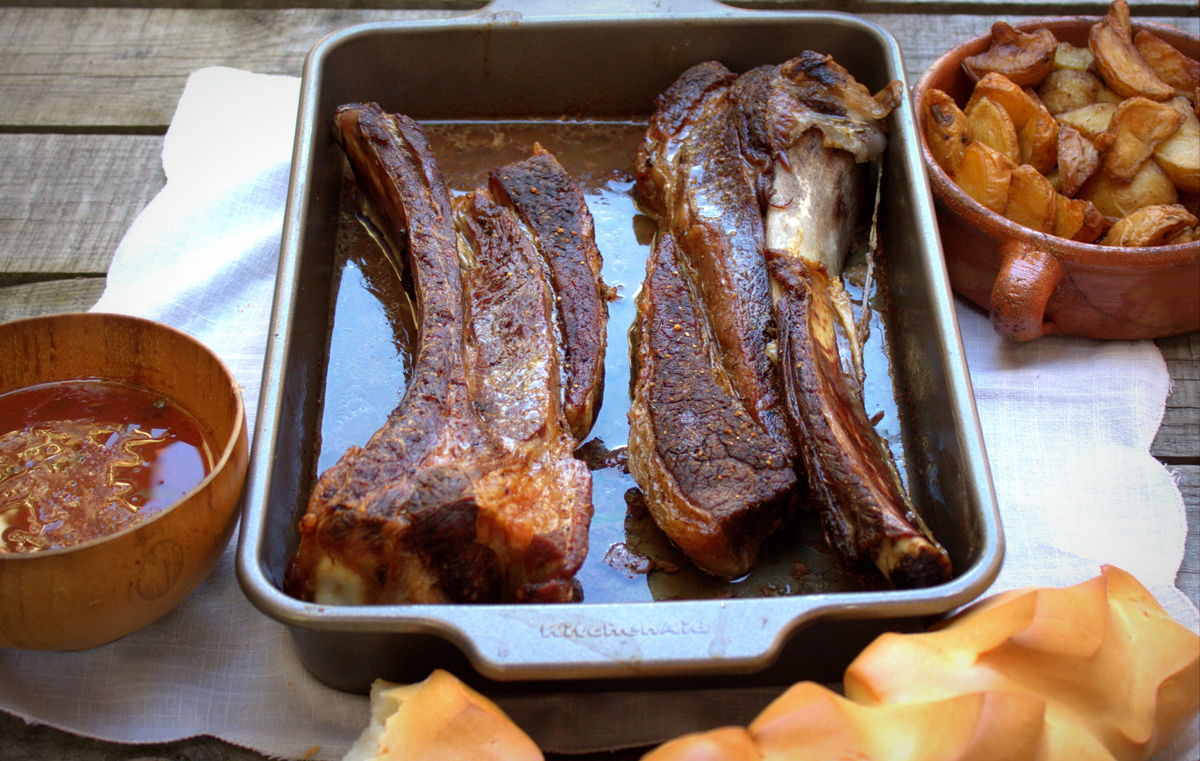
488;145;611;442
285;104;597;605
628;61;801;579
631;56;953;587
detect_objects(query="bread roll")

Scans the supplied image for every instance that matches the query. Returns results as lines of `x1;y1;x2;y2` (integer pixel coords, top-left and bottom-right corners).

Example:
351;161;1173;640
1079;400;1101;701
751;681;1049;761
342;669;543;761
640;726;761;761
843;565;1200;761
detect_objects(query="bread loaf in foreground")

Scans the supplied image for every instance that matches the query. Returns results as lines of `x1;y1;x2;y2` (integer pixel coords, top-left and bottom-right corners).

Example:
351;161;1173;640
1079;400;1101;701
340;567;1198;760
844;564;1199;761
342;669;543;761
642;565;1199;761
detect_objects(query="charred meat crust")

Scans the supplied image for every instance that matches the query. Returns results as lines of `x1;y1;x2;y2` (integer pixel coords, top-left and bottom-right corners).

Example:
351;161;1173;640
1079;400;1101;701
288;103;479;605
634;61;738;215
739;56;951;589
628;232;796;579
488;145;609;442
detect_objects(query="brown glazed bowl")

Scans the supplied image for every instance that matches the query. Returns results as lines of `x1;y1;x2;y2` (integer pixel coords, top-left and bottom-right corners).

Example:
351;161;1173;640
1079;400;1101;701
0;313;248;650
913;16;1200;341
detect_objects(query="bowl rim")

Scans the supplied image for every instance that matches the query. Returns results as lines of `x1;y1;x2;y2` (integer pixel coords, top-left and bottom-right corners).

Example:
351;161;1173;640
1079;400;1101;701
0;311;247;560
912;14;1200;269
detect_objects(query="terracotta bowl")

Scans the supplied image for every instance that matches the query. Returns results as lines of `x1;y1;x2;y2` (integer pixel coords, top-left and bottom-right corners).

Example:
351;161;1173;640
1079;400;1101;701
0;312;248;650
913;16;1200;341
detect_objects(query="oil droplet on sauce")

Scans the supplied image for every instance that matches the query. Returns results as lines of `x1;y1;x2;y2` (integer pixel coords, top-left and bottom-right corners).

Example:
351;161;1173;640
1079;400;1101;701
0;380;213;553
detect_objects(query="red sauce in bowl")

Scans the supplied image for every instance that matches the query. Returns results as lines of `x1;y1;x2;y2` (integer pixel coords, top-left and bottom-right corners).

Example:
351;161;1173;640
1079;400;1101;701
0;379;213;553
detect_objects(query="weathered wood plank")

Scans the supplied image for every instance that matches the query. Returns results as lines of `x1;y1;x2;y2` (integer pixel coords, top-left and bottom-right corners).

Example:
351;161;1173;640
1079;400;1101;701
0;134;163;277
0;710;277;761
0;8;464;128
1175;464;1199;609
0;278;105;320
0;129;1194;456
0;708;652;761
873;12;1198;80
0;4;1194;761
1156;332;1200;463
0;9;1194;128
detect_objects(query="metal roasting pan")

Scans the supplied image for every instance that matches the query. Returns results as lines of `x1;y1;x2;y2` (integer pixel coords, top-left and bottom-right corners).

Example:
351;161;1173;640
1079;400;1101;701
236;0;1004;701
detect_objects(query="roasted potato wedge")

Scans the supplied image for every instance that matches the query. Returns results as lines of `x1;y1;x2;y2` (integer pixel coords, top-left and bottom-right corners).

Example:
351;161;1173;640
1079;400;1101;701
1057;124;1101;198
1019;104;1059;174
966;73;1041;128
966;95;1020;163
1077;156;1178;218
1134;30;1200;98
1153;96;1200;193
1089;0;1175;101
963;21;1057;86
1164;225;1200;245
1054;193;1106;242
937;2;1198;247
924;89;974;173
1103;203;1198;247
1044;167;1063;194
1052;41;1096;73
951;140;1015;214
1094;96;1185;182
1005;165;1058;233
1037;69;1123;115
1055;102;1118;141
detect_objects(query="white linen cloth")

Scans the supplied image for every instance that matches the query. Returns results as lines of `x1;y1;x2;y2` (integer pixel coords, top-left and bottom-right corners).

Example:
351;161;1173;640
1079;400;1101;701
0;67;1196;760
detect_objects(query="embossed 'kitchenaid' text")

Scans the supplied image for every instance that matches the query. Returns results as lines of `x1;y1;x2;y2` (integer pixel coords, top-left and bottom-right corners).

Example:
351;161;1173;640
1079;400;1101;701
540;621;711;638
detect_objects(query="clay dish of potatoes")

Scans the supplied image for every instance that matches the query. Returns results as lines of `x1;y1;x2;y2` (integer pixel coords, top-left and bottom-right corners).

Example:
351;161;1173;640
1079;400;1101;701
913;0;1199;341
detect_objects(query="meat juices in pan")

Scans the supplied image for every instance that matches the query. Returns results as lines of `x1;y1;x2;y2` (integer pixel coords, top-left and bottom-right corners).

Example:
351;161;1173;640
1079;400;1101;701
285;104;603;605
630;54;953;588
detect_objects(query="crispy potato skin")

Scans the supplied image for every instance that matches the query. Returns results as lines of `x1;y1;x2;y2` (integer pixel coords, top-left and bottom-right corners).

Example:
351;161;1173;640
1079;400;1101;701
1135;30;1200;97
1103;203;1198;246
962;21;1056;86
925;89;973;173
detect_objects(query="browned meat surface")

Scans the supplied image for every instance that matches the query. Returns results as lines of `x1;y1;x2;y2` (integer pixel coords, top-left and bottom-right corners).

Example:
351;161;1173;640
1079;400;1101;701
455;188;593;602
627;232;796;578
488;145;609;441
631;56;952;587
284;103;592;605
635;62;795;456
629;60;801;578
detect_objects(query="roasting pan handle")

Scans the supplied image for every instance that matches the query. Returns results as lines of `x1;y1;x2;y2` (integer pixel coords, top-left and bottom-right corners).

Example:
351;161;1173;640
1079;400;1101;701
416;588;972;681
444;597;834;680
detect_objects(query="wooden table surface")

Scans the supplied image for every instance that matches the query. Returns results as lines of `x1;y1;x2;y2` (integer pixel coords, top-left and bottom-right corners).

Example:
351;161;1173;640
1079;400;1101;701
1;0;1196;759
